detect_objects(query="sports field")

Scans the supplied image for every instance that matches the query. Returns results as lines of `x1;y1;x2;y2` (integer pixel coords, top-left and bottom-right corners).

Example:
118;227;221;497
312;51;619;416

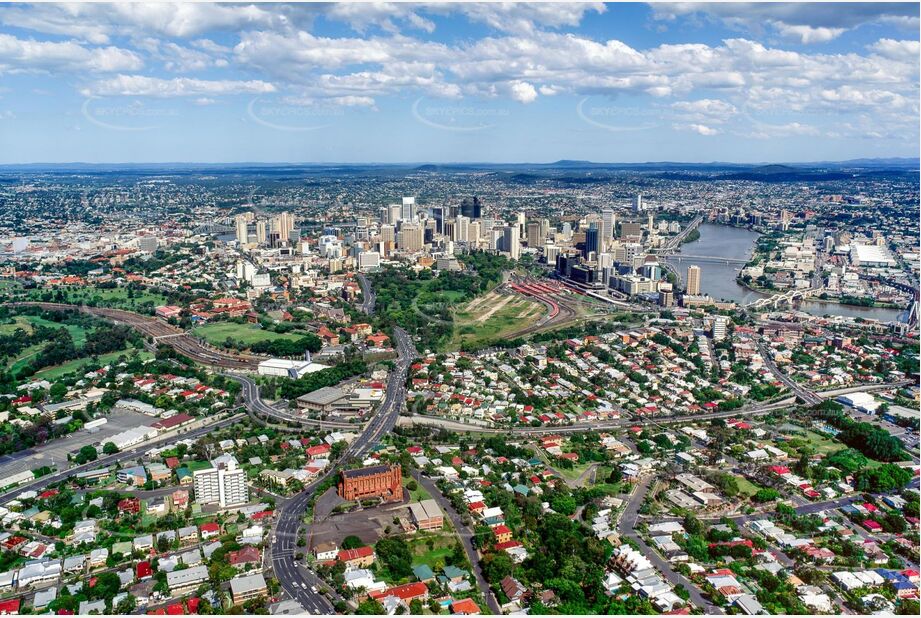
192;321;304;347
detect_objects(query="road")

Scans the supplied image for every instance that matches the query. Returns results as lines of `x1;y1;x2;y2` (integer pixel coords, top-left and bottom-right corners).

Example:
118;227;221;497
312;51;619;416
226;373;359;431
411;470;502;614
356;273;376;315
269;326;415;613
757;341;822;406
617;476;723;614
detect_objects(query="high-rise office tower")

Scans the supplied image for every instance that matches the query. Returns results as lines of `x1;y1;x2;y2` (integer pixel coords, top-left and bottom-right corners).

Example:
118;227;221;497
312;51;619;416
235;215;249;245
584;225;599;258
601;209;616;250
398;223;423;252
379;206;389;224
388;204;401;225
503;225;520;260
561;222;572;241
455;215;470;242
255;220;267;244
526;222;542;248
274;212;293;243
460;196;482;219
516;212;526;237
647;212;654;233
431;206;446;234
633;194;644;212
380;224;395;247
468;221;481;244
686;265;702;295
401;196;416;222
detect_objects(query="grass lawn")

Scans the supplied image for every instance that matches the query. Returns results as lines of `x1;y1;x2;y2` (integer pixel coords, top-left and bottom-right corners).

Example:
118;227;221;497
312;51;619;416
409;533;457;571
35;347;152;379
0;316;33;336
448;291;543;350
25;285;170;309
25;315;90;346
192;321;304;347
800;429;844;455
734;475;764;497
405;477;432;502
6;342;45;375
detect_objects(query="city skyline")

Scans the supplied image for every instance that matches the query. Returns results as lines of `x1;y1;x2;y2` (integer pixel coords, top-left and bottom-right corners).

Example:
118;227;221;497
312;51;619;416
0;2;918;164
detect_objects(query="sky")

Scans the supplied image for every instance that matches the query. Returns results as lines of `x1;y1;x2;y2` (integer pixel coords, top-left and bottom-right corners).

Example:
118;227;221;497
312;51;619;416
0;1;918;164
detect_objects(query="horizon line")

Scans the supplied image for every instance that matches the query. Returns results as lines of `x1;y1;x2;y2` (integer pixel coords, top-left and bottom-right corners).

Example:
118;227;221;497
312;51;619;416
0;156;918;168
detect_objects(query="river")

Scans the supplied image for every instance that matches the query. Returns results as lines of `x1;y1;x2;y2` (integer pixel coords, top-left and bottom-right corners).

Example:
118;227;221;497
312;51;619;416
665;223;905;322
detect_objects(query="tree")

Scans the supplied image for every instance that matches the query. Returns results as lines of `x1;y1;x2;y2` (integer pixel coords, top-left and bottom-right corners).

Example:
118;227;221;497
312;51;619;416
49;382;68;402
375;537;413;579
103;442;119;455
74;445;98;465
355;598;386;615
342;535;364;550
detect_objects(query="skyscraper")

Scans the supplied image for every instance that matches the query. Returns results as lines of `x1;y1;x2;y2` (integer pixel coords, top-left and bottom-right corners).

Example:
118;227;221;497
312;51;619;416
584;225;599;258
274;212;293;244
633;194;644;213
235;214;249;245
401;196;416;222
398;223;423;252
686;265;701;295
460;196;481;219
255;220;267;244
503;225;520;260
601;209;616;249
455;215;470;242
431;206;446;234
526;221;542;248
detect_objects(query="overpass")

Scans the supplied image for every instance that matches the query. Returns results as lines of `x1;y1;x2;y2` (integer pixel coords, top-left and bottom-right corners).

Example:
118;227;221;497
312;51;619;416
660;215;703;252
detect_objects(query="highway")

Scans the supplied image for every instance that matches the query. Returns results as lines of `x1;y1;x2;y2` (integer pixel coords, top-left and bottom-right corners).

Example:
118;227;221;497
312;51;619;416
356;273;376;315
269;326;416;613
757;341;822;405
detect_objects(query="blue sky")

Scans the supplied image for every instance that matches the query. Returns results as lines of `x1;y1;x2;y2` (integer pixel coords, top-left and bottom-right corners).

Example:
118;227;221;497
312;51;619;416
0;2;918;164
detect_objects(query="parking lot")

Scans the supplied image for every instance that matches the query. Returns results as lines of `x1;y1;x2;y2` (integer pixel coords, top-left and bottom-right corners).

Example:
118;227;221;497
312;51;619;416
0;408;152;479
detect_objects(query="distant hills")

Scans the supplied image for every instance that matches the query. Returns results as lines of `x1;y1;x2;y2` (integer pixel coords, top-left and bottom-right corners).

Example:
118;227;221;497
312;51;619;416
0;158;916;182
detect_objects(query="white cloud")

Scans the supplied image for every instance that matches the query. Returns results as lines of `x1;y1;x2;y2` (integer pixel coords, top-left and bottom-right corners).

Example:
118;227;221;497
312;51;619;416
81;75;276;97
774;23;845;44
0;33;142;74
0;3;292;41
509;81;538;104
675;122;721;136
868;38;921;62
651;2;919;43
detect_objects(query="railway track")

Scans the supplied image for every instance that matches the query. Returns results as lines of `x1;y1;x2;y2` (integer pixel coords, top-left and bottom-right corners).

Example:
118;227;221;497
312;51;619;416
6;302;262;370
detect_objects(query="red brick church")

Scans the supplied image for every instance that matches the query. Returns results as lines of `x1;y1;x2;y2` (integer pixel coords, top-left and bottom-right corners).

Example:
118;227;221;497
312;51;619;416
338;464;403;503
